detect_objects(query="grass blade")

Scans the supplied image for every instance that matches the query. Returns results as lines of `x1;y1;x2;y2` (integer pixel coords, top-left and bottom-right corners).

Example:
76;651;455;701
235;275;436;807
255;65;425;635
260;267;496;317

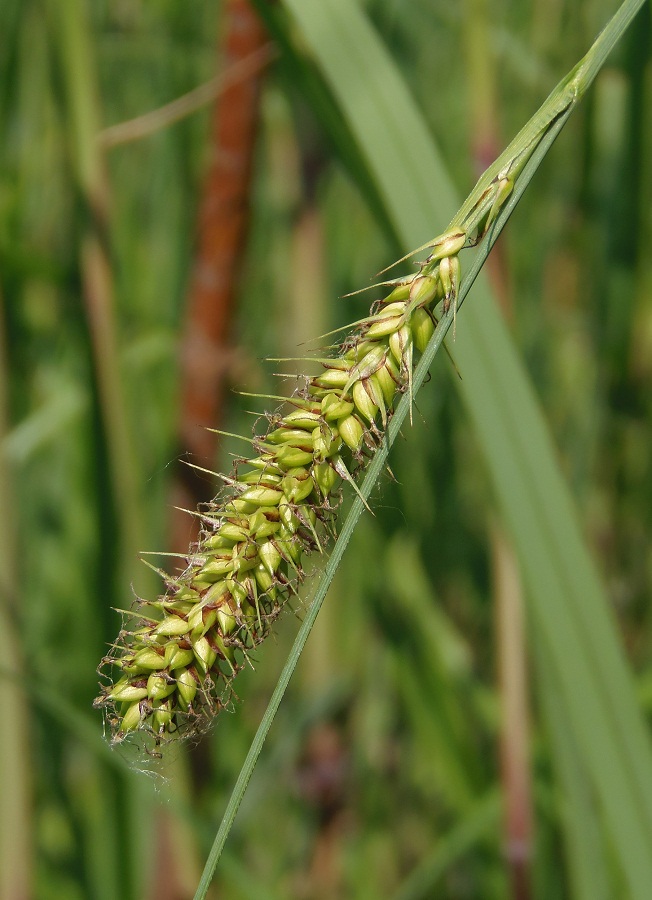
194;0;652;894
193;81;566;900
280;0;652;893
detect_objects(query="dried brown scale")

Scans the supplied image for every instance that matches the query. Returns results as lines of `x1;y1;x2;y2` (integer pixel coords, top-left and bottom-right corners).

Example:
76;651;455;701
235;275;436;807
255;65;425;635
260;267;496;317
95;229;469;747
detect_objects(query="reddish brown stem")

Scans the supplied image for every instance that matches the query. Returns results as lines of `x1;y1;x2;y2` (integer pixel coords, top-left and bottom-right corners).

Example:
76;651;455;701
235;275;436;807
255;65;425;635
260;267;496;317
172;0;269;553
493;527;533;900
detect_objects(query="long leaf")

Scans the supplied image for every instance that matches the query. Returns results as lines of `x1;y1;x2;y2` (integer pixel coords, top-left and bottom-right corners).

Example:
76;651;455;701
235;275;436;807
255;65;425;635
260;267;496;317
194;0;652;895
283;0;652;893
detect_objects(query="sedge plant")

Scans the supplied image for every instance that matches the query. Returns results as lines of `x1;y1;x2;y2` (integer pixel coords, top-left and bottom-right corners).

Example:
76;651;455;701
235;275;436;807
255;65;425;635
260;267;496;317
95;0;642;746
94;0;649;893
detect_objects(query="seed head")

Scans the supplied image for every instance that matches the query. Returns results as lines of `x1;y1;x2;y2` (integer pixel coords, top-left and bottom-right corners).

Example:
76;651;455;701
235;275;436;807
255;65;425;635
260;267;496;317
95;224;469;749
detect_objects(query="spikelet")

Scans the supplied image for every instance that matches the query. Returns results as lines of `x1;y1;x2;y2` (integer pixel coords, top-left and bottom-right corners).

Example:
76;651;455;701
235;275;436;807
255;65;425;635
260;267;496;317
94;225;475;748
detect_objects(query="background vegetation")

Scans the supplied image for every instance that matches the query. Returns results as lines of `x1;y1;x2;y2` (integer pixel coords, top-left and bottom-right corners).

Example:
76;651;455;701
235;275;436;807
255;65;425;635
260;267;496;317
2;0;651;897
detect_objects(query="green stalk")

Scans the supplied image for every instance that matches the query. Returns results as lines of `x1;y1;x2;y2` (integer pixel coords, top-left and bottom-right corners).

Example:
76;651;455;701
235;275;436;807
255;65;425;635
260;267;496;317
286;0;652;895
190;0;648;895
50;2;147;896
49;0;144;581
450;0;643;234
534;644;611;900
192;103;572;900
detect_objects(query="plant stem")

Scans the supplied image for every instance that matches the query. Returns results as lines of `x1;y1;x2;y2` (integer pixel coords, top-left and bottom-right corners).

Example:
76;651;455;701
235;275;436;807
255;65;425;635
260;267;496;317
193;1;647;894
192;99;573;900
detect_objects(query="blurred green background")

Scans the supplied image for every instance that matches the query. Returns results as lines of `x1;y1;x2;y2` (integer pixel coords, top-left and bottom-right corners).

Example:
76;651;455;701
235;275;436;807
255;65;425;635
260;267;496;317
2;0;652;897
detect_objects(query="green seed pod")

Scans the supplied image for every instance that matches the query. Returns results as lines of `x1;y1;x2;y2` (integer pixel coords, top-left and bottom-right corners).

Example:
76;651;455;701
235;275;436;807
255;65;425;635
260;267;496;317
176;668;198;707
109;681;148;703
321;393;355;421
389;325;413;366
427;228;466;263
352;344;387;383
346;340;378;363
277;534;302;565
275;444;314;469
147;673;176;701
352;380;378;422
191;578;213;593
187;604;206;634
151;703;173;733
131;624;155;640
374;360;399;406
239;600;257;626
294;503;317;530
236;540;258;562
259;539;282;577
366;374;387;426
217;603;237;636
155;616;191;638
119;701;143;733
223;498;256;516
231;558;257;579
411;307;435;353
239;486;284;507
279;502;300;534
203;533;235;550
173;587;200;603
338;414;365;452
213;634;236;666
489;178;513;222
266;428;315;448
204;607;220;634
313;461;339;496
118;656;138;673
439;255;460;307
254;562;275;594
383;281;412;302
214;522;248;543
133;647;166;671
253;517;281;540
191;636;217;673
408;275;438;308
283;409;323;430
225;576;247;606
246;510;267;534
312;368;350;390
159;600;194;616
380;301;409;317
364;374;384;409
282;471;314;504
244;454;279;470
203;582;232;605
366;313;404;340
166;646;195;670
317;356;351;370
201;557;236;579
238;469;281;485
312;423;340;462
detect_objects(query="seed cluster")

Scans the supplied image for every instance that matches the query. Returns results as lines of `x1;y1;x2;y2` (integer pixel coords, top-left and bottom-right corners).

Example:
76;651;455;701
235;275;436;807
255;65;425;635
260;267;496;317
95;228;468;746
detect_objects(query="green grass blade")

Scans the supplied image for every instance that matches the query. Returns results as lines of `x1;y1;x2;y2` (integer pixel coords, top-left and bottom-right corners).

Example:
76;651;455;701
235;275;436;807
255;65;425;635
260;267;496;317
535;645;612;900
283;0;652;893
194;1;652;895
193;85;570;900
